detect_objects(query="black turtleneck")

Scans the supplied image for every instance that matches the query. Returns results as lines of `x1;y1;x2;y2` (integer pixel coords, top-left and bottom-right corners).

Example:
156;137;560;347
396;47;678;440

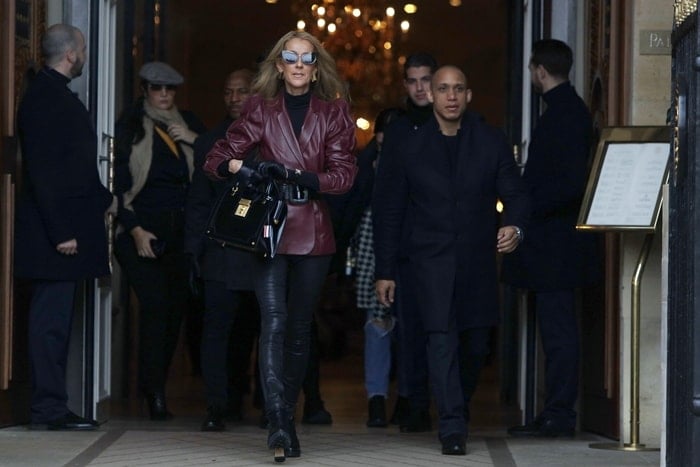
405;99;433;127
284;90;311;137
282;90;321;191
43;67;71;86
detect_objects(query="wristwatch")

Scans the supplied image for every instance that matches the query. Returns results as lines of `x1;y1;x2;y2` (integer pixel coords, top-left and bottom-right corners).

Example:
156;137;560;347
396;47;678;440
513;226;523;242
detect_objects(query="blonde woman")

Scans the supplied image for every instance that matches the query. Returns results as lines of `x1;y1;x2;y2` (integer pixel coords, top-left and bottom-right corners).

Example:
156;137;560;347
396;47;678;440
204;31;356;461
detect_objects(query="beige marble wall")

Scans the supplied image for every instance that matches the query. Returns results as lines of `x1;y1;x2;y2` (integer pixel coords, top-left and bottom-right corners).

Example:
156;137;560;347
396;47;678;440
619;0;673;447
628;2;673;124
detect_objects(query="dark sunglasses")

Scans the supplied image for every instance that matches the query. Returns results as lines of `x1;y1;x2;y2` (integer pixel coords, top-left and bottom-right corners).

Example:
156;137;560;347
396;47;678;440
281;50;317;66
147;83;177;92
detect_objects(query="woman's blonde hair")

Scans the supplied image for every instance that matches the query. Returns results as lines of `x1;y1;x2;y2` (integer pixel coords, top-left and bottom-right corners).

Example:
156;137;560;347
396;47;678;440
252;30;349;102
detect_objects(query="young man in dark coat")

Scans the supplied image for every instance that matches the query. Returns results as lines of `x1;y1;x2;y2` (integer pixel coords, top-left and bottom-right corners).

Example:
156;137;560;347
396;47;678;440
15;24;115;430
380;52;438;432
373;65;530;455
502;39;602;437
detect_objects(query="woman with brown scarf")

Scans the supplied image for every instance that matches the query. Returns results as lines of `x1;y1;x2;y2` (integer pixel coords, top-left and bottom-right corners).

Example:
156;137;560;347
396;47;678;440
114;61;206;420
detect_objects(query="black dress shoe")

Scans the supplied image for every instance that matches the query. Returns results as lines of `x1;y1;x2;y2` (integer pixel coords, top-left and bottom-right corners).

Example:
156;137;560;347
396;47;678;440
226;391;243;421
441;433;466;455
146;393;173;421
201;406;226;432
400;409;431;433
508;417;575;438
301;401;333;425
45;412;98;431
389;396;409;425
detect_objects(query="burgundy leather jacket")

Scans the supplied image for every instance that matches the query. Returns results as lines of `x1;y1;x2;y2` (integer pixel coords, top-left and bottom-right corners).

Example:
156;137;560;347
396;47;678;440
204;93;357;255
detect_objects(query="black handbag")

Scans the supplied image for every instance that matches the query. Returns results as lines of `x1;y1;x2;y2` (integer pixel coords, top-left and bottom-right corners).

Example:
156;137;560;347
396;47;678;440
205;179;287;258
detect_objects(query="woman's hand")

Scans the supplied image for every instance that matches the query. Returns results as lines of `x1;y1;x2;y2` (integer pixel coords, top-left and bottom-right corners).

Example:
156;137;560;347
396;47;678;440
257;161;288;180
105;195;118;217
167;123;197;145
130;226;158;258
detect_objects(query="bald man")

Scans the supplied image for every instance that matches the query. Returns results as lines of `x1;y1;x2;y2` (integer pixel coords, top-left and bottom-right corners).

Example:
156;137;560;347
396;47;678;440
184;69;260;432
16;24;114;431
373;65;530;455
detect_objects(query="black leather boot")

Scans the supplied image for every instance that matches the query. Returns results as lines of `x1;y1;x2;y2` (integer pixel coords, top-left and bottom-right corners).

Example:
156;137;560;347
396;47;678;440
285;416;301;458
146;393;173;421
366;395;387;427
267;409;291;462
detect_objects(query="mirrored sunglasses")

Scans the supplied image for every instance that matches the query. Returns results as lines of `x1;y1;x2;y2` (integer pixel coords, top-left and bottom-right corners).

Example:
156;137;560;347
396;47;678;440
281;50;317;66
148;83;177;92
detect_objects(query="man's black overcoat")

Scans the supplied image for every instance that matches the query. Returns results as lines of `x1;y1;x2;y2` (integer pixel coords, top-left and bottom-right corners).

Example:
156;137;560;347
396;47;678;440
373;112;531;332
501;83;602;291
184;118;256;290
15;68;113;280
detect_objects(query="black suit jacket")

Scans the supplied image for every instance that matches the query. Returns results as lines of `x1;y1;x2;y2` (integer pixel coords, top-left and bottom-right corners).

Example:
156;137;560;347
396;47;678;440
15;68;113;280
184;118;257;290
373;112;531;331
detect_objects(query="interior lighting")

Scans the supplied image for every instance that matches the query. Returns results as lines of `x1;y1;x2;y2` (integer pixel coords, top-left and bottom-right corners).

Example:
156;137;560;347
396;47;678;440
404;3;417;14
356;117;371;130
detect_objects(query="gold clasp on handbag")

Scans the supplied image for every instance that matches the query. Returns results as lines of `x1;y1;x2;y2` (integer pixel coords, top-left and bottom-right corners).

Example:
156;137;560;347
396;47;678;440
235;198;252;217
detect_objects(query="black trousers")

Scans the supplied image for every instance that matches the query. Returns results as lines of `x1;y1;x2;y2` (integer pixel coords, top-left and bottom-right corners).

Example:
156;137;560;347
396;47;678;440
458;327;491;424
115;231;189;396
535;289;579;427
227;291;261;407
426;329;465;439
28;280;76;423
254;254;331;414
200;281;254;408
396;262;430;410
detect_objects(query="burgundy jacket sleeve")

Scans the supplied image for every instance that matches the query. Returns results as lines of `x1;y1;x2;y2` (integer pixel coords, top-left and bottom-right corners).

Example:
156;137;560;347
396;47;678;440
316;98;357;195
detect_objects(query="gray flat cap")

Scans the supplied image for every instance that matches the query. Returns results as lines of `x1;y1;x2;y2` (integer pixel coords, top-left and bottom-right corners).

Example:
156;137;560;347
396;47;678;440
139;61;184;85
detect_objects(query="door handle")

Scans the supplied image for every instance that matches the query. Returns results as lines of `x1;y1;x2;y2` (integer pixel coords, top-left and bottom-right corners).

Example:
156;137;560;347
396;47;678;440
103;135;115;272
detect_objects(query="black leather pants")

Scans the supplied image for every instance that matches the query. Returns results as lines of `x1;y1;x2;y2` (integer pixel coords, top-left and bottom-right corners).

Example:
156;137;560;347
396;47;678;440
254;254;331;416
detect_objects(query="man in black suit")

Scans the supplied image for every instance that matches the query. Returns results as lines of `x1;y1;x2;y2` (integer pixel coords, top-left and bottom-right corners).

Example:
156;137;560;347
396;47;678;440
184;69;260;432
373;65;530;455
15;24;115;431
503;39;601;438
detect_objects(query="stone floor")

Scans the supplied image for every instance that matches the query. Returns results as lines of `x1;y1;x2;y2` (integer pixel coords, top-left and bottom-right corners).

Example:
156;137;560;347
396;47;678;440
0;418;661;467
0;355;661;467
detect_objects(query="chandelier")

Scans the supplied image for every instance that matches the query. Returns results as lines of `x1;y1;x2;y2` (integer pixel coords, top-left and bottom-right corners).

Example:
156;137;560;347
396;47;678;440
264;1;463;136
